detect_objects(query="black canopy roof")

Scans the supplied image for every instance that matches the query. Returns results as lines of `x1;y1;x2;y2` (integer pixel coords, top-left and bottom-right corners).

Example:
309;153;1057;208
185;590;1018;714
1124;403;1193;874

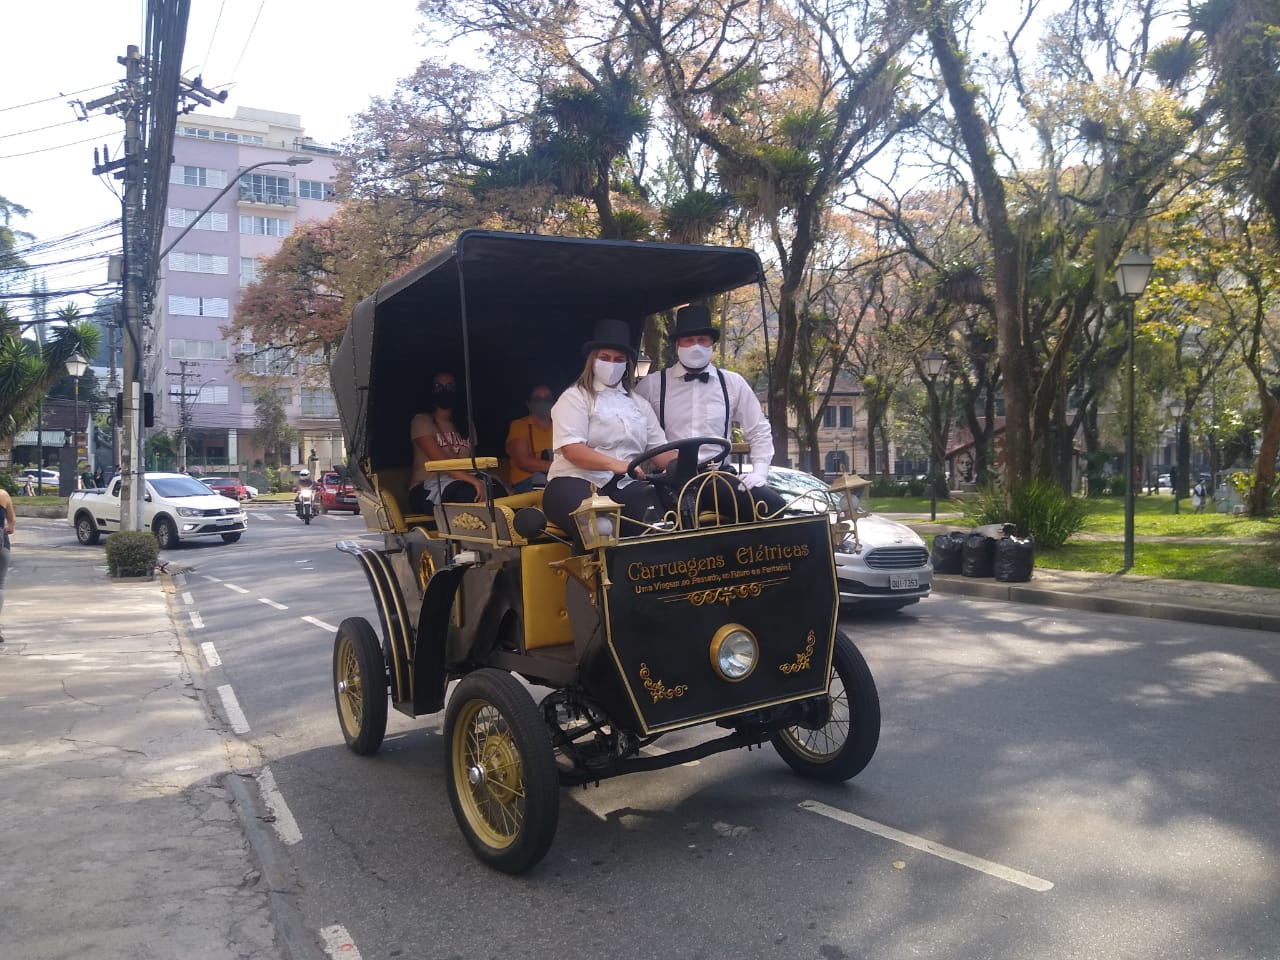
331;231;763;485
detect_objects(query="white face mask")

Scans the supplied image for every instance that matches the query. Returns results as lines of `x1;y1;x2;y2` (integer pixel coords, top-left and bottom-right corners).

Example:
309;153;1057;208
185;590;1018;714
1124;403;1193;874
678;344;713;370
593;358;627;386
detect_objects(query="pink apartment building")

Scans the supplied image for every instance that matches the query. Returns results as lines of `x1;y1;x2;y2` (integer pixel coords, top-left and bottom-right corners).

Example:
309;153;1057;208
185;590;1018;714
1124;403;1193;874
154;106;340;473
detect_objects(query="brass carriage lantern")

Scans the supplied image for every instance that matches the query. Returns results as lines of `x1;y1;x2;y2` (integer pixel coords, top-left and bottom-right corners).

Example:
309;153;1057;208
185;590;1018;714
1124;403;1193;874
827;470;872;554
570;489;624;552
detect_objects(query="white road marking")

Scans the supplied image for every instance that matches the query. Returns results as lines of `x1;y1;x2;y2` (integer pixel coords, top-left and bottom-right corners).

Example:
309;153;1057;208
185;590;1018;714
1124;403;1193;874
203;574;222;582
181;591;193;605
302;615;338;632
189;611;204;630
259;597;288;610
799;800;1053;892
217;684;251;734
258;765;303;845
224;583;249;594
200;642;221;667
319;924;362;958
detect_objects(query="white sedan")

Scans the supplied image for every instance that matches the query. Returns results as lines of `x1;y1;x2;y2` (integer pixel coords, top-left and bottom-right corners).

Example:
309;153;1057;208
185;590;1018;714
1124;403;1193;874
760;466;933;611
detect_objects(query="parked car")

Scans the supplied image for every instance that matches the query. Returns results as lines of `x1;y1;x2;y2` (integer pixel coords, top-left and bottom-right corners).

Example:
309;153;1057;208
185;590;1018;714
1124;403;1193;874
757;466;933;610
20;468;60;488
68;472;247;549
200;476;251;501
318;471;360;514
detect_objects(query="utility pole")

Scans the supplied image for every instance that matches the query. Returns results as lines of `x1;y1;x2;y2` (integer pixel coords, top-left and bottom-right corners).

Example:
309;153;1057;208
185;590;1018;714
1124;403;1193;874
169;359;197;472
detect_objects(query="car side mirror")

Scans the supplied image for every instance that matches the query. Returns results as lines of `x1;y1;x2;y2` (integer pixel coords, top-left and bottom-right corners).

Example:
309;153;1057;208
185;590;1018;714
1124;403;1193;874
143;493;152;502
513;507;548;539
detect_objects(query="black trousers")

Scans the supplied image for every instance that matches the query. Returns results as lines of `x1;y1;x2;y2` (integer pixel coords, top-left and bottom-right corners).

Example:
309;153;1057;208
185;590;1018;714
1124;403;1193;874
687;472;786;522
543;476;661;550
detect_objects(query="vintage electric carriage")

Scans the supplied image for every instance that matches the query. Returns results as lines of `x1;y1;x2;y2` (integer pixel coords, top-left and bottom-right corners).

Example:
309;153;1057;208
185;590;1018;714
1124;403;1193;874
329;230;880;873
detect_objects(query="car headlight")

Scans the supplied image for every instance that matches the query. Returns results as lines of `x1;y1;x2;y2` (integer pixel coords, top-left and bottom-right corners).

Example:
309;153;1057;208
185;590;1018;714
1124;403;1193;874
709;624;758;682
176;507;200;517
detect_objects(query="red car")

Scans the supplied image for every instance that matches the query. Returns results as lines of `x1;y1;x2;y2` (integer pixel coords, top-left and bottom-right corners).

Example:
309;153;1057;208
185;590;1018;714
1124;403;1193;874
319;471;360;514
200;476;250;501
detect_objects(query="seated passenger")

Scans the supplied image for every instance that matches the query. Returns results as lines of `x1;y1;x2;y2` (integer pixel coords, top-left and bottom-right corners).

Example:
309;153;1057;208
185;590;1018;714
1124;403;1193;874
408;371;507;514
505;384;555;493
543;318;676;550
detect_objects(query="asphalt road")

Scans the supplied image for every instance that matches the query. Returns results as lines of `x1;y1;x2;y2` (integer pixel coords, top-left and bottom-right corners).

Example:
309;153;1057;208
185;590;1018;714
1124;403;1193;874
175;508;1280;960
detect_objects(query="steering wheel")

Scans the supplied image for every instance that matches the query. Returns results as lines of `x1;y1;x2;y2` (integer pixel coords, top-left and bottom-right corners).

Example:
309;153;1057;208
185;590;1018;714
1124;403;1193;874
625;436;732;491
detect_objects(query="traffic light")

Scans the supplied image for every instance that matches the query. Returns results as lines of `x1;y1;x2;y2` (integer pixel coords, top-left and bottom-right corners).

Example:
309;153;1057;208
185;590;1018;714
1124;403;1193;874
114;391;155;427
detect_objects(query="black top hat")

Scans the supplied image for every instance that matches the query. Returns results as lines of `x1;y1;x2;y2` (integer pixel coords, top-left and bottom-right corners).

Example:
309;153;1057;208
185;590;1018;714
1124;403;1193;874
582;317;637;361
669;304;719;343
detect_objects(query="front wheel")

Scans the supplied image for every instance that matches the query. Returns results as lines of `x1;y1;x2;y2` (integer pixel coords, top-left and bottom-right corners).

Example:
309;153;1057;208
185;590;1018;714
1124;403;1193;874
74;511;100;546
771;630;880;782
220;532;242;544
154;517;179;550
303;511;312;525
333;618;388;755
444;669;559;874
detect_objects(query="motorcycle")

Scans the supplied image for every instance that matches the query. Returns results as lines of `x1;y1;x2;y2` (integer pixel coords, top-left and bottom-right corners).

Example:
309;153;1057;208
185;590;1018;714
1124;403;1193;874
295;487;318;524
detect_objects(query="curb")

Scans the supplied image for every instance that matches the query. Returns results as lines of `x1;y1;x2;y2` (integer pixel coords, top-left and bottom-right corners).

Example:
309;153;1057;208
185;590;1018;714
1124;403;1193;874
932;574;1280;634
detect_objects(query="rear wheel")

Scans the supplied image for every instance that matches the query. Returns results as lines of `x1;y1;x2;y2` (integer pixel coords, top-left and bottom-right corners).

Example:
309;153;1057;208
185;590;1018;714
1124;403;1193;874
333;618;388;755
771;630;879;782
154;517;179;550
445;669;559;874
74;511;100;546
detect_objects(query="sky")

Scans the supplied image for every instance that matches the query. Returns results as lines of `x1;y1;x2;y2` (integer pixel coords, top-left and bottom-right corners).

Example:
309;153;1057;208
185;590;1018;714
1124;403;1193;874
1;0;432;316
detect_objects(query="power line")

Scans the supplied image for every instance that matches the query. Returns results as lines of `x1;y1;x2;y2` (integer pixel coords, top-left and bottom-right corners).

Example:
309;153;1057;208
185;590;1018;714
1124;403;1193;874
0;83;114;113
0;133;106;160
227;0;266;84
0;117;84;140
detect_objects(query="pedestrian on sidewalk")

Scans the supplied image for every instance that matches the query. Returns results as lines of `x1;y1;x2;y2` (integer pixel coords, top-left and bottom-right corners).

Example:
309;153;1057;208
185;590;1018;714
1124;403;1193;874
0;485;13;641
1192;479;1207;513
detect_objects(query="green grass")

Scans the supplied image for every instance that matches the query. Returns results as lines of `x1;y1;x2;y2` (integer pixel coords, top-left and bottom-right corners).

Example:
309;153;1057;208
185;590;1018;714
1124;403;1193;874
1036;540;1280;588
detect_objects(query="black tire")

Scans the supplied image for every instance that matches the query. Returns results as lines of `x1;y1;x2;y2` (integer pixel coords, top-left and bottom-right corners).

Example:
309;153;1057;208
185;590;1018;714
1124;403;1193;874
444;669;559;874
771;630;880;782
74;511;100;546
153;517;179;550
303;512;312;525
220;532;242;544
332;618;388;755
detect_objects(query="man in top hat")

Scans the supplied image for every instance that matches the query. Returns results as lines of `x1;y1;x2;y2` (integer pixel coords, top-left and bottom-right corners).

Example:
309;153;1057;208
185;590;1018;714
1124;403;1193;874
633;304;784;518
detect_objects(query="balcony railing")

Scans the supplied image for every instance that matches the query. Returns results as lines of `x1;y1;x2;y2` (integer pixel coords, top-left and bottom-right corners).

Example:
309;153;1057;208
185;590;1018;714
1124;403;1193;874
237;186;296;206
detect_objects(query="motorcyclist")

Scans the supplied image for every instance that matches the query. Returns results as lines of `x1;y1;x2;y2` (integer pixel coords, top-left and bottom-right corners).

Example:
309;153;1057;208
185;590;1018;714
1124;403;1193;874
294;469;316;517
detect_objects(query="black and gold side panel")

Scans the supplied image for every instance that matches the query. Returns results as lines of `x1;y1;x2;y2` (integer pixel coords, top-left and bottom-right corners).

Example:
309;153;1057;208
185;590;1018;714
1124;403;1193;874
601;516;838;734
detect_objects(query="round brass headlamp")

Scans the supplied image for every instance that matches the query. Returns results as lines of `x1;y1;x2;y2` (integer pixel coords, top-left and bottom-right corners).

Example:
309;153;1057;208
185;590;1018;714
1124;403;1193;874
709;624;758;682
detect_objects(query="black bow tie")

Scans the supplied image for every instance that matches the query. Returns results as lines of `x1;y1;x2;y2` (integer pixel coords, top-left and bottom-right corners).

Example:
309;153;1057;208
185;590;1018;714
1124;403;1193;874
682;370;710;383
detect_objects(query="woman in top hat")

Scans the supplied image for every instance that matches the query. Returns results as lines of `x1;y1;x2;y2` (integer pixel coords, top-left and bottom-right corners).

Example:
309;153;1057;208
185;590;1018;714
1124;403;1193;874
543;317;676;549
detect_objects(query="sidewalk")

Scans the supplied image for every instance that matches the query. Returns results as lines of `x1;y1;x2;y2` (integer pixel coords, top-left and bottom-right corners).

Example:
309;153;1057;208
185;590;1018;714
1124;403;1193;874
0;520;287;960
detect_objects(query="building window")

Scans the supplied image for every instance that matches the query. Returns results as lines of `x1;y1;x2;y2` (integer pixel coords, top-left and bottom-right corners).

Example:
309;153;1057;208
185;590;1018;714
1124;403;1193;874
170;384;229;404
178;126;265;145
168;252;228;275
301;388;338;418
825;450;850;474
169;339;229;360
839;405;853;428
297;179;331;200
823;407;836;428
168;296;230;318
238;343;296;376
166;208;228;231
241;385;293;405
240;257;261;287
239;215;291;237
170;165;227;188
239;173;293;204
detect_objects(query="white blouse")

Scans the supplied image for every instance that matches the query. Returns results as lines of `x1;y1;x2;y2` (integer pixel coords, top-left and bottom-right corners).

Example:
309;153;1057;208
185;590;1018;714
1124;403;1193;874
547;383;667;489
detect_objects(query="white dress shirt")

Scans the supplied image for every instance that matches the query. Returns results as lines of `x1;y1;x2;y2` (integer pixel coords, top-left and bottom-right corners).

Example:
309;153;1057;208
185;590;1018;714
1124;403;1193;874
633;362;774;487
548;383;668;489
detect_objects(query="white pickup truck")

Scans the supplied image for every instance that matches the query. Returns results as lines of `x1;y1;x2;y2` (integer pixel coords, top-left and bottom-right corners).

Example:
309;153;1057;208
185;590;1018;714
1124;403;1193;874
68;471;249;549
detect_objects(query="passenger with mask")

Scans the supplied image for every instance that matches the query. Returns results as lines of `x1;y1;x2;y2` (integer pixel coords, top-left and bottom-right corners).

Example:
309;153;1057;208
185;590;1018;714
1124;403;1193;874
633;304;784;520
543;318;676;549
505;384;556;493
408;370;506;514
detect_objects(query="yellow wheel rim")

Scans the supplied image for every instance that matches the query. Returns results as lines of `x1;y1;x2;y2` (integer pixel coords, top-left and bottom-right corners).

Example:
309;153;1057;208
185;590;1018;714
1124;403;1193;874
452;700;526;850
335;634;364;738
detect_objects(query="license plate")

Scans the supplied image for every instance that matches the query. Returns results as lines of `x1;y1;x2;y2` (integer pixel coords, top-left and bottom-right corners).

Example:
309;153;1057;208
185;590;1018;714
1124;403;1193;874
889;574;918;590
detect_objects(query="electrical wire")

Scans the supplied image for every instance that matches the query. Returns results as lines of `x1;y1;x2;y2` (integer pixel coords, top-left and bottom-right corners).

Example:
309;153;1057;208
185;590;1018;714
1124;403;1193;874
201;0;226;74
226;0;265;85
0;83;114;113
0;117;85;140
0;133;106;160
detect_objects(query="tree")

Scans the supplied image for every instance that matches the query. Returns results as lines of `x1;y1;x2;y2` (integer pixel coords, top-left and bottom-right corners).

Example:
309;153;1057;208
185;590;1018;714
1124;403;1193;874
0;303;101;450
249;388;298;469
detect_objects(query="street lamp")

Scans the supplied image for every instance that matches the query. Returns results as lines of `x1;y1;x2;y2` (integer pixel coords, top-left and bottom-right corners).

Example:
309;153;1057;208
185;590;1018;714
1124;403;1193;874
65;351;89;474
922;349;947;521
1168;397;1185;515
1116;248;1154;570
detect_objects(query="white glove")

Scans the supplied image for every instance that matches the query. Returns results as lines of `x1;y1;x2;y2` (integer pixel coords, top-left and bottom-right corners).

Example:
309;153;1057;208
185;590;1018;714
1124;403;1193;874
740;463;769;489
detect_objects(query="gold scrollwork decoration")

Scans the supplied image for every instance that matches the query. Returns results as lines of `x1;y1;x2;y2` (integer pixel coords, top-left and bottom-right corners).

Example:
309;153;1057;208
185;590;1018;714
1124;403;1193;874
417;550;436;590
451;511;488;531
779;630;817;674
639;662;689;703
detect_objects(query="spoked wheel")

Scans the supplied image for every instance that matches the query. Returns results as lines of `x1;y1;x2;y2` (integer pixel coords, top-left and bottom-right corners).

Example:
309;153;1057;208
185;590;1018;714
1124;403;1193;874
333;618;388;755
771;629;880;782
444;669;559;874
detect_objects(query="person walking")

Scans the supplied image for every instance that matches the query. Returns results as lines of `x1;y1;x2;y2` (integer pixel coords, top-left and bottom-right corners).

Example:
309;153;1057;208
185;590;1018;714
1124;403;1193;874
0;484;14;642
1191;478;1207;513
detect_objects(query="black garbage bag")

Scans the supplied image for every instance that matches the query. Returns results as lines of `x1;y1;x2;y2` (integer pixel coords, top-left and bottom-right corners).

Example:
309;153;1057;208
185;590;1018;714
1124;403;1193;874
931;532;966;574
961;532;997;578
994;535;1035;582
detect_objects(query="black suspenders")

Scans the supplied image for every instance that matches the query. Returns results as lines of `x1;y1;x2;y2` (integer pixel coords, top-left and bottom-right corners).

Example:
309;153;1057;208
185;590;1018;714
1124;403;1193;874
658;368;730;437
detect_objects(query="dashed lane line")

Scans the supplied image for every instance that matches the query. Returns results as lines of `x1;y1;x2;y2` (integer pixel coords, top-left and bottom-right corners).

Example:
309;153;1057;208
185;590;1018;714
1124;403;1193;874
319;924;363;959
181;591;193;605
217;684;251;734
200;641;221;667
257;765;303;845
189;611;204;630
224;583;249;594
799;800;1054;892
202;574;222;582
259;597;288;610
301;615;337;632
